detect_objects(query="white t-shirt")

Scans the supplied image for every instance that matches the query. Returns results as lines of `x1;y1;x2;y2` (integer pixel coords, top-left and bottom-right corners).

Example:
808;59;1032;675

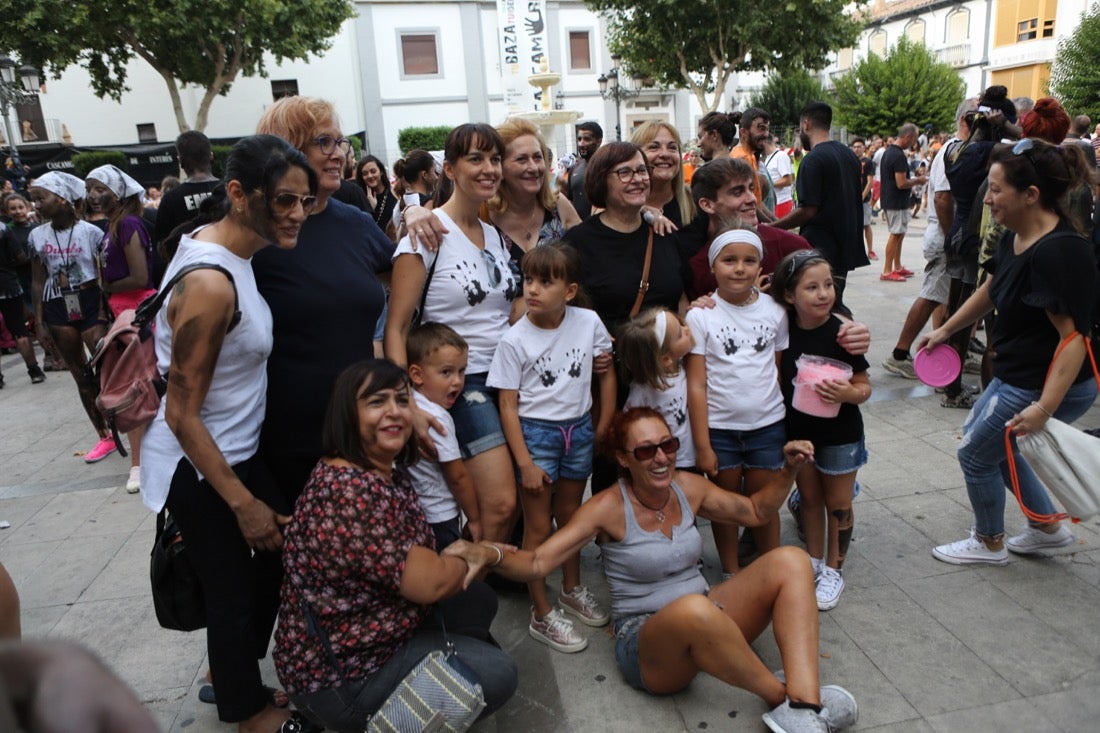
624;369;695;468
685;293;788;430
872;147;886;182
764;149;794;205
922;138;956;257
487;306;612;421
29;221;104;300
393;209;519;373
406;390;463;524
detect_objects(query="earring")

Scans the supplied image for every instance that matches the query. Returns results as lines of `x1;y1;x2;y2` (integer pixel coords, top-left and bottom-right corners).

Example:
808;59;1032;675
236;206;243;213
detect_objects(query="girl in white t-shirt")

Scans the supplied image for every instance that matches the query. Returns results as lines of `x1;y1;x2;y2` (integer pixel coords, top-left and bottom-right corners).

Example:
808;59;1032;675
619;307;696;469
685;227;789;576
488;242;615;654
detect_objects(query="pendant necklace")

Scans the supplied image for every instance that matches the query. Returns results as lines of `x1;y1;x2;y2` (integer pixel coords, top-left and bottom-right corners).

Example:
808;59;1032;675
633;486;673;522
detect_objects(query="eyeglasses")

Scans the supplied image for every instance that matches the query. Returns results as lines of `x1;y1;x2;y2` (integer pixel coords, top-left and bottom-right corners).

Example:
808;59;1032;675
310;135;353;156
612;165;652;182
269;192;318;215
480;248;501;288
631;437;680;461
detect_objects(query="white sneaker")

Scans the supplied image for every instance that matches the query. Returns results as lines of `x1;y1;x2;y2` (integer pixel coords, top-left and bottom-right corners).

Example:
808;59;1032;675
558;585;610;627
125;466;141;494
529;608;587;653
1006;524;1076;555
763;700;829;733
821;685;858;729
932;529;1008;565
815;566;845;611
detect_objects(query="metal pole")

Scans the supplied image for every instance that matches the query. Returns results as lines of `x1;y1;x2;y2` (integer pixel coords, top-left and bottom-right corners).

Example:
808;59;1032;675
0;94;24;191
615;93;622;141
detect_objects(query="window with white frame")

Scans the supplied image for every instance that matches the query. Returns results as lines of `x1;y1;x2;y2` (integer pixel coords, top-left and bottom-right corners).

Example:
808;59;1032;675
399;31;441;77
569;30;592;71
869;29;887;57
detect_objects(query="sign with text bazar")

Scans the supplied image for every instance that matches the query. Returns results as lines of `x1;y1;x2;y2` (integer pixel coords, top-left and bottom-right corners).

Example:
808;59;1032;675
497;0;550;112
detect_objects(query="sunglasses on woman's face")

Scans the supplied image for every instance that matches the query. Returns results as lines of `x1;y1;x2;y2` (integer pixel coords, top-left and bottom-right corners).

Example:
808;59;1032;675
631;437;680;461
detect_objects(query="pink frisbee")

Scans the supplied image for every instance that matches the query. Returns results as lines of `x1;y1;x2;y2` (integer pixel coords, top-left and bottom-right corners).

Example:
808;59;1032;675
914;344;962;387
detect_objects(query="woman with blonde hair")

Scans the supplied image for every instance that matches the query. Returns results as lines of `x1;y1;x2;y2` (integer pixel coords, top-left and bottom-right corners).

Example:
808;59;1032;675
488;117;580;262
631;120;695;228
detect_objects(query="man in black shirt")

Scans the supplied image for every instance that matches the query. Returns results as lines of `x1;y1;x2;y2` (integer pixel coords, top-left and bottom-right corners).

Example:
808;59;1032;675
773;101;866;313
564;121;602;220
152;131;221;281
879;123;927;281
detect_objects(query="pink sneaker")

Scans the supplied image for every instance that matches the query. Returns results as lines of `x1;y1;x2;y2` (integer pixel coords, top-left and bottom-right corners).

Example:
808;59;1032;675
84;437;118;464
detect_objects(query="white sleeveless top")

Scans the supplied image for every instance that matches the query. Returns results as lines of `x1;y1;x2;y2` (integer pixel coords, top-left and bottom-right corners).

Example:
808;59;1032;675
140;234;273;512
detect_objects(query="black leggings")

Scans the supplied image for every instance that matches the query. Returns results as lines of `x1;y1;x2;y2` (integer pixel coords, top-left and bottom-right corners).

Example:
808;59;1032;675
165;457;292;723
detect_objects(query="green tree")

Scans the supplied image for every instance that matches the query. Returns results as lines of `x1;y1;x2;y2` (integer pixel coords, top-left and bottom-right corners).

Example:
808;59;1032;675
1050;2;1100;120
749;71;831;132
833;37;964;137
0;0;354;133
585;0;862;112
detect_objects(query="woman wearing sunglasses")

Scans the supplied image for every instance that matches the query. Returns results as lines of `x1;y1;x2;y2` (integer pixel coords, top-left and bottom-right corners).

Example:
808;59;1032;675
253;97;396;510
386;123;522;544
448;407;860;733
919;137;1097;566
140;135;318;733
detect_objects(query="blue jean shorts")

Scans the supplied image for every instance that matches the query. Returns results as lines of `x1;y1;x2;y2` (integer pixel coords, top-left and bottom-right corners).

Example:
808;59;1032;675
613;613;654;692
813;437;868;476
710;420;786;471
519;414;594;482
449;372;507;459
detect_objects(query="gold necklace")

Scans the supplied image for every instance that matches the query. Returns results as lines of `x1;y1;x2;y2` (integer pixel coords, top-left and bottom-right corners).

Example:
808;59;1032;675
632;485;673;522
523;207;543;241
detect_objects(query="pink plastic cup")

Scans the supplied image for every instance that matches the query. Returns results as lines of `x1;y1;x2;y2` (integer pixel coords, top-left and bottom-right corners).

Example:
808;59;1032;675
792;354;853;418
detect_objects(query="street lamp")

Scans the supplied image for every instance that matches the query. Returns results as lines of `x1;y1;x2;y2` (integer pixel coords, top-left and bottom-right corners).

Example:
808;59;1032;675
0;55;41;191
597;54;647;141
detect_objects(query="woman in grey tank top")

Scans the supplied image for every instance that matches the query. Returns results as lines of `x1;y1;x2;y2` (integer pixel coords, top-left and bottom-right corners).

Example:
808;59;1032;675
445;408;859;733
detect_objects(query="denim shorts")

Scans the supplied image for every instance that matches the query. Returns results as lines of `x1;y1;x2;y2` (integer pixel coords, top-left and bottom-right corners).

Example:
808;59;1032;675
449;372;507;459
613;613;654;692
710;420;786;471
519;414;594;482
813;437;868;476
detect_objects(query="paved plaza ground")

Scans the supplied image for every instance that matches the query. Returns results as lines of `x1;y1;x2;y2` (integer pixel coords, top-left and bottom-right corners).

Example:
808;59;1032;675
3;217;1100;732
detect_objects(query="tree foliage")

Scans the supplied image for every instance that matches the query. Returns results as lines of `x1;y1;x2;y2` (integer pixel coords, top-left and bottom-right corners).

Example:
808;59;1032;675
585;0;862;112
0;0;354;133
832;37;965;137
749;71;831;132
1050;2;1100;120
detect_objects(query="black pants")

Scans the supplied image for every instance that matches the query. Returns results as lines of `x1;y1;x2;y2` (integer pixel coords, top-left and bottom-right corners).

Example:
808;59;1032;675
165;456;290;723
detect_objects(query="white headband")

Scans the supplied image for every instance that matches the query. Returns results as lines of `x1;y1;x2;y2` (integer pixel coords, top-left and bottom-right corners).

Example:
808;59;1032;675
87;164;145;200
653;309;668;348
708;228;763;266
32;171;85;204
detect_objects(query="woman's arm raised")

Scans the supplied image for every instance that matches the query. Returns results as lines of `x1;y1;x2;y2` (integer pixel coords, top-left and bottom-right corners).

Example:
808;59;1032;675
692;441;814;527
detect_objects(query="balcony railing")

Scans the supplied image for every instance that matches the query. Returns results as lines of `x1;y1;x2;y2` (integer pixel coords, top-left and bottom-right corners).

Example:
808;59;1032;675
936;43;971;68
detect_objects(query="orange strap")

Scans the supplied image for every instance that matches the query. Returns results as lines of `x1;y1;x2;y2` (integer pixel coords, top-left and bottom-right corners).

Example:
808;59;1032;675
1005;332;1100;523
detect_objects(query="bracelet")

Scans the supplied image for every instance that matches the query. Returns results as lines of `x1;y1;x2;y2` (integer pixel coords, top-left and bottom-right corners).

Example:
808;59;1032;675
488;543;504;567
402;193;421;207
1030;401;1054;418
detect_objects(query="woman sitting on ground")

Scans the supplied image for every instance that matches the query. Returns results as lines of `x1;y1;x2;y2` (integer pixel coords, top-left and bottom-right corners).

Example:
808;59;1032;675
449;407;859;733
274;360;517;732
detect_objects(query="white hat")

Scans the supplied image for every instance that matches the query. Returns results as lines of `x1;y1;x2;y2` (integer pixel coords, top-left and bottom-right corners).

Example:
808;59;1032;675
86;164;145;200
32;171;85;204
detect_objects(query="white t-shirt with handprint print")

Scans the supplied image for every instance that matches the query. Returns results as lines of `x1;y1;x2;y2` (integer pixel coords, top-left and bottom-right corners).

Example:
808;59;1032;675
487;306;612;421
625;369;695;468
685;293;788;430
394;209;519;373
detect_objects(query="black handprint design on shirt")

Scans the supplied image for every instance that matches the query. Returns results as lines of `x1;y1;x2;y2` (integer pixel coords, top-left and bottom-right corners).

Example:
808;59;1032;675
718;325;738;356
535;355;557;386
566;348;586;379
450;260;487;306
670;395;687;427
750;324;771;353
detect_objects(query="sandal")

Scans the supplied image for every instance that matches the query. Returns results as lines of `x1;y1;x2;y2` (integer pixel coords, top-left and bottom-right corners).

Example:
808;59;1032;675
279;711;324;733
198;683;290;708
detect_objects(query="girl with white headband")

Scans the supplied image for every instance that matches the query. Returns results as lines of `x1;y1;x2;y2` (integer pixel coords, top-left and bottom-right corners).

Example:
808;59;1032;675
86;164;157;492
685;225;789;577
619;307;697;470
27;172;119;464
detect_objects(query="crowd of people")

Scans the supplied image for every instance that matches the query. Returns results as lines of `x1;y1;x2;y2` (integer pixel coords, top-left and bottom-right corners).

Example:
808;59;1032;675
1;83;1097;733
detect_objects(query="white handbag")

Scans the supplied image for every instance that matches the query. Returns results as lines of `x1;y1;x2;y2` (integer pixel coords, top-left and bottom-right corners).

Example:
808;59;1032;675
1006;333;1100;523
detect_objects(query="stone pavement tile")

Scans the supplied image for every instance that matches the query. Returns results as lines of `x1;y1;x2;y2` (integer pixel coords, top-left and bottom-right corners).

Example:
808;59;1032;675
19;603;69;638
0;539;63;589
982;571;1100;651
879;490;977;547
1030;683;1100;732
1063;550;1100;589
862;413;913;445
860;720;934;733
671;671;765;732
17;532;128;608
0;493;52;545
925;696;1063;732
900;571;1094;697
831;583;1017;717
74;488;151;538
1;486;115;543
845;497;966;583
81;529;152;602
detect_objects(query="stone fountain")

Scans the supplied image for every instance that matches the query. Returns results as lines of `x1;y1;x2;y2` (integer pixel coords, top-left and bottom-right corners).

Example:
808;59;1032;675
513;59;580;158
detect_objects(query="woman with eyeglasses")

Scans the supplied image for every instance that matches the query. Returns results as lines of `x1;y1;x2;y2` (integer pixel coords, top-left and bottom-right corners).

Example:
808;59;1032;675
919;137;1098;566
562;141;685;492
253;96;396;509
140;135;318;733
448;407;860;733
385;123;522;543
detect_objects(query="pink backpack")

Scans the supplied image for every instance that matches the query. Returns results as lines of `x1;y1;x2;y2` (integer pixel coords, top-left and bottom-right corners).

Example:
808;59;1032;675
91;263;240;455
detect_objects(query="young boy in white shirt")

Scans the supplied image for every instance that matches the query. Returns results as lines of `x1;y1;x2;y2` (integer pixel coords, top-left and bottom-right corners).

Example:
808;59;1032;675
406;322;483;547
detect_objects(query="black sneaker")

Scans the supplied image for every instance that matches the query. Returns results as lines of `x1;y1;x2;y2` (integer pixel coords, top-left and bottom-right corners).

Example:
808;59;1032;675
969;337;985;354
28;365;46;384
